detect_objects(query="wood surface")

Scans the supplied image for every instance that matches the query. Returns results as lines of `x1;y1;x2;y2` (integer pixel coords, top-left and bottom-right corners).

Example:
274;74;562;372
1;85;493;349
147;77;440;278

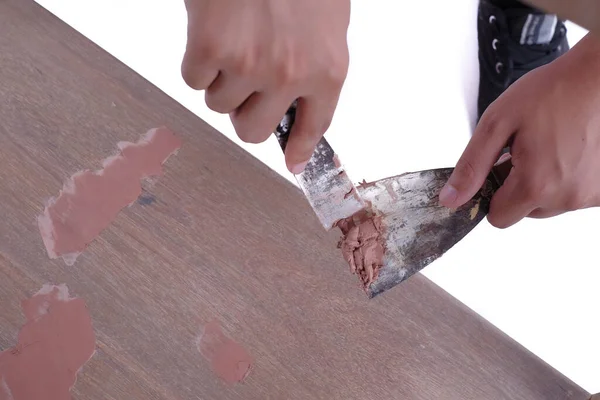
0;1;590;399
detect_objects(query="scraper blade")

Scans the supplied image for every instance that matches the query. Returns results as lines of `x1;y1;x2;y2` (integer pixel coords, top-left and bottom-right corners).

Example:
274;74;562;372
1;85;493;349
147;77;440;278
354;162;509;298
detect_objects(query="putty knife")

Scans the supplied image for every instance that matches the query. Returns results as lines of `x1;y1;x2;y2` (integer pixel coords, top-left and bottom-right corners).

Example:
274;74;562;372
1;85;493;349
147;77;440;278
274;102;366;229
354;163;509;298
274;104;510;298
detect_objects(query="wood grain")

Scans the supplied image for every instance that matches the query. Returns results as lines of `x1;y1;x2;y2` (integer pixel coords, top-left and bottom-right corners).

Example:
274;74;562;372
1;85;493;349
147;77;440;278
0;1;590;399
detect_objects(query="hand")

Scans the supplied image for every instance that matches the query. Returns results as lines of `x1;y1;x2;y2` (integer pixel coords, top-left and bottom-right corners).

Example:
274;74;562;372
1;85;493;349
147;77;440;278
182;0;351;174
439;34;600;228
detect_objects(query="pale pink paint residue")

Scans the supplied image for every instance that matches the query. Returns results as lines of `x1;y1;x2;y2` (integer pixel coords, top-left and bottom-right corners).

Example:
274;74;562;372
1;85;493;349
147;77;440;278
197;320;252;384
38;127;182;264
0;284;96;400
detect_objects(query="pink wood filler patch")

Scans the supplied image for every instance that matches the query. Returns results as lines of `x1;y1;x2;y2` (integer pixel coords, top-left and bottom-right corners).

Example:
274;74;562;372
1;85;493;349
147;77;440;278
38;127;182;265
197;320;252;384
0;284;96;400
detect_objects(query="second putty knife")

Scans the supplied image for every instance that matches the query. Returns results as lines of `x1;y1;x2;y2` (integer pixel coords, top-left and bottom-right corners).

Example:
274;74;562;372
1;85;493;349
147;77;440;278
354;161;510;298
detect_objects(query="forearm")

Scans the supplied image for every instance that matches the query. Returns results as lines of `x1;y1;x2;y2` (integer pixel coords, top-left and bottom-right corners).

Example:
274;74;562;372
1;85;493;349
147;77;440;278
550;33;600;94
523;0;600;34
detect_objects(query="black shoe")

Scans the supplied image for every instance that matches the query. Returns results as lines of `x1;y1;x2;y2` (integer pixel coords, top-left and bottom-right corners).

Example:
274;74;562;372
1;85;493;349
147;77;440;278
477;0;569;121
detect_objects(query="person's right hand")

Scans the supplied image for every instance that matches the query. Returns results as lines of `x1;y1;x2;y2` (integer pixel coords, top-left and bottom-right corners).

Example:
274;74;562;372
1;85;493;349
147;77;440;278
439;33;600;228
182;0;351;174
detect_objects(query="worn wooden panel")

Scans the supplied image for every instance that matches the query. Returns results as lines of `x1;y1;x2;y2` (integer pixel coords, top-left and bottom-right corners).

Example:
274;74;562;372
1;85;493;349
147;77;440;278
0;1;589;399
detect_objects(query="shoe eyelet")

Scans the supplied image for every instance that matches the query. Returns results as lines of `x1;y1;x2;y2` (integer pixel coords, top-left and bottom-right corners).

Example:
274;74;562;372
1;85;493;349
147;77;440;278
495;62;503;74
489;15;496;24
492;38;499;50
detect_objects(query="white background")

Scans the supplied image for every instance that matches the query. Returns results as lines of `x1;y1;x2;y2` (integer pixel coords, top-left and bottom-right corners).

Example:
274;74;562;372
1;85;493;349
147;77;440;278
35;0;599;393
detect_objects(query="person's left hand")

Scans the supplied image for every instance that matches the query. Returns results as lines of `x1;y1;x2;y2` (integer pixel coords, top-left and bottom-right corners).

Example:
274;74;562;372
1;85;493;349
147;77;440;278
438;33;600;228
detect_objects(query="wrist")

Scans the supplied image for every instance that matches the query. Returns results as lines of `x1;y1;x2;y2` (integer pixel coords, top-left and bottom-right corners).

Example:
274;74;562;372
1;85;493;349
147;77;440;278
564;33;600;66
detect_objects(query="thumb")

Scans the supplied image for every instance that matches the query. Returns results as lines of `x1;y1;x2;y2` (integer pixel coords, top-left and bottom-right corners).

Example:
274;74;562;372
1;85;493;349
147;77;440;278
439;109;516;209
285;95;338;174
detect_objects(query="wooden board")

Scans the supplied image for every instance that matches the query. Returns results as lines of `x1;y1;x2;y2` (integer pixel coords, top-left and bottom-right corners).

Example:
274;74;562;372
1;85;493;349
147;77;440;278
0;1;589;399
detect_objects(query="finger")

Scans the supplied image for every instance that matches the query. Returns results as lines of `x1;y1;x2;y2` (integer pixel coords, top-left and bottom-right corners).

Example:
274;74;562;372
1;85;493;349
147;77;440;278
439;104;518;209
487;168;537;229
205;71;255;113
527;208;565;219
230;91;294;145
284;95;339;174
181;22;220;90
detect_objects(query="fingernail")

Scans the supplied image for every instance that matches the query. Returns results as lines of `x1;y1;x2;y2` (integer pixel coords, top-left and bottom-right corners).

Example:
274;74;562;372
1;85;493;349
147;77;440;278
495;152;512;166
290;161;309;175
439;183;458;207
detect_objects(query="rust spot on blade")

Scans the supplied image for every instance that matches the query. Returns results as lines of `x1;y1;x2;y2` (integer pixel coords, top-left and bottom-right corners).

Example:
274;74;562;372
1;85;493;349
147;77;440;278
469;201;480;220
384;183;398;202
358;179;377;189
344;188;356;200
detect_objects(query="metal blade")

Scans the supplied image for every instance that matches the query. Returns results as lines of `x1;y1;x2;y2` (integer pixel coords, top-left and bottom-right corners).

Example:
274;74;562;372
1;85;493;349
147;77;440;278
275;103;366;230
357;167;496;298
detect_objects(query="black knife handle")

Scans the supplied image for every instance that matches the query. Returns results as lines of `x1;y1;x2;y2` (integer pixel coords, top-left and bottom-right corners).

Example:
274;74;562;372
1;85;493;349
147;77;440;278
274;101;297;152
489;157;513;192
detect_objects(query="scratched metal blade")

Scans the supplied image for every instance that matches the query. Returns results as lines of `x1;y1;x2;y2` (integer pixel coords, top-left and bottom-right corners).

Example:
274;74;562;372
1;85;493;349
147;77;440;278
357;168;496;298
275;103;366;230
